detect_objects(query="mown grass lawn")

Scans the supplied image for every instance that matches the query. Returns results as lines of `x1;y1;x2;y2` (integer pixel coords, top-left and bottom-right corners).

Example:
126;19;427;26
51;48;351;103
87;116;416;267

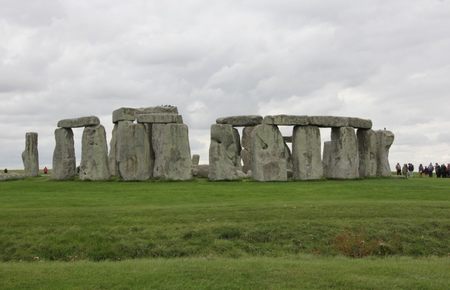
0;177;449;289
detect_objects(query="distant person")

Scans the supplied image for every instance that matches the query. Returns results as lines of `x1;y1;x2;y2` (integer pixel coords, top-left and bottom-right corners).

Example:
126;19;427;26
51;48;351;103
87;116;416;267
441;164;447;178
3;168;7;174
435;163;441;178
428;163;434;177
402;164;408;178
408;163;414;178
396;163;401;175
418;164;424;176
43;167;48;174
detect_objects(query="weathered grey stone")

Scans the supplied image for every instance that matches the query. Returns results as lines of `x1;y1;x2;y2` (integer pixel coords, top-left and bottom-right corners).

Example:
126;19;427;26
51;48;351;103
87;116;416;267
357;129;377;177
57;116;100;128
263;115;309;126
79;125;110;180
216;115;263;127
152;123;192;180
192;154;200;166
251;124;287;181
376;130;395;177
195;165;209;178
322;141;332;178
308;116;349;128
241;126;255;173
136;113;183;124
348;118;372;129
325;127;359;179
283;136;293;143
22;132;39;177
52;128;76;180
116;121;153;181
138;105;178;115
108;124;118;177
112;108;137;123
292;126;323;180
208;124;242;180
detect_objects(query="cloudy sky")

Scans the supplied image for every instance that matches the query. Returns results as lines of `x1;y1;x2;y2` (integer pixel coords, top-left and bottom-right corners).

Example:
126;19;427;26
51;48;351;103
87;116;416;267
1;0;449;169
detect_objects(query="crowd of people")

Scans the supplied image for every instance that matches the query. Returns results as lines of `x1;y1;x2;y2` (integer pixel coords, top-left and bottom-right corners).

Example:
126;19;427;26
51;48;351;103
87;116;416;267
395;162;450;178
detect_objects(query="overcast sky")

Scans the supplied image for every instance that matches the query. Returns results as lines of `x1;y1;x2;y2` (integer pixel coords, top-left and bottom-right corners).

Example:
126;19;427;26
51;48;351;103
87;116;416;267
1;0;449;170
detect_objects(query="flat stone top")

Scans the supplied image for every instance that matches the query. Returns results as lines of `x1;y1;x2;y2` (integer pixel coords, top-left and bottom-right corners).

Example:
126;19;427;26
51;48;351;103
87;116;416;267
136;113;183;124
57;116;100;128
262;115;372;129
216;115;263;126
113;106;179;123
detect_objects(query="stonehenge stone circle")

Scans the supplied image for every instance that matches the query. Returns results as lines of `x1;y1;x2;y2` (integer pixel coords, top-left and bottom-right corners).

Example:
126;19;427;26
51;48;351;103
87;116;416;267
376;130;395;177
52;128;76;180
324;127;359;179
357;129;377;177
57;116;100;128
251;124;287;181
209;124;242;180
216;115;263;127
292;126;323;180
152;123;192;180
79;125;110;181
22;132;39;177
116;121;153;181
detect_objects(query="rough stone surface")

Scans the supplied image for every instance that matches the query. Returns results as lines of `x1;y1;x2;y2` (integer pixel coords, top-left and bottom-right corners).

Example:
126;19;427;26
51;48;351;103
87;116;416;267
116;121;153;181
152;123;192;180
348;118;372;129
57;116;100;128
108;124;118;176
325;127;359;179
241;126;255;173
79;125;110;180
52;128;76;180
136;113;183;124
357;129;377;177
208;124;242;180
322;141;332;178
263;115;309;126
376;130;395;177
308;116;349;128
216;115;263;127
112;108;137;123
22;132;39;177
292;126;323;180
251;124;287;181
195;165;209;178
192;154;200;166
113;106;179;123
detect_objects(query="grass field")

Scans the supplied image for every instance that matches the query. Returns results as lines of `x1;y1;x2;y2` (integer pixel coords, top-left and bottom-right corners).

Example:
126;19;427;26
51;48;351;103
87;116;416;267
0;177;449;289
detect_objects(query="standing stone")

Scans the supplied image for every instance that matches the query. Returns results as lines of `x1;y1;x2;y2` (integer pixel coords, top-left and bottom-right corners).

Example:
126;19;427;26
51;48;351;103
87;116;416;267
292;126;323;180
325;127;359;179
22;132;39;177
192;154;200;166
251;124;287;181
152;123;192;180
322;141;332;178
108;124;118;177
52;128;76;180
116;121;153;181
357;129;377;177
241;126;255;173
209;124;241;180
79;125;110;180
376;130;395;177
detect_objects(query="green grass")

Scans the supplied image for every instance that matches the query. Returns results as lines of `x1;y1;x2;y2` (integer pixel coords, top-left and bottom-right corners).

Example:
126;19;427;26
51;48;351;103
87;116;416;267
0;177;449;289
1;256;449;290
